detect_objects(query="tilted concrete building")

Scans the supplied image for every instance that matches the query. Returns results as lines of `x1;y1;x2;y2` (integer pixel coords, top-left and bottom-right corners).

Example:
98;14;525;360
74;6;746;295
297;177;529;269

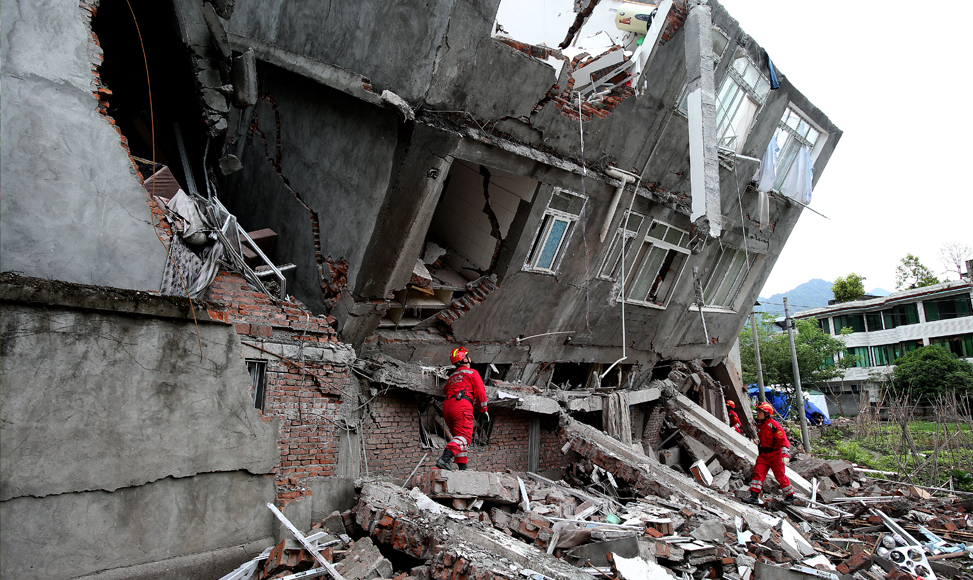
1;0;840;578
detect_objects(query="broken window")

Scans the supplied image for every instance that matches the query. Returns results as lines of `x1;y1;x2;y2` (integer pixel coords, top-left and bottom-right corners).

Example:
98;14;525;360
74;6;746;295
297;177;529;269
524;189;586;274
716;49;770;152
773;106;824;190
247;359;267;410
712;27;730;61
624;220;690;307
701;245;752;309
598;211;644;279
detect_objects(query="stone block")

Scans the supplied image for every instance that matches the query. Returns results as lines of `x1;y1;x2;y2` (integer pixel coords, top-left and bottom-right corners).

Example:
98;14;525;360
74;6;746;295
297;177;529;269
335;537;393;580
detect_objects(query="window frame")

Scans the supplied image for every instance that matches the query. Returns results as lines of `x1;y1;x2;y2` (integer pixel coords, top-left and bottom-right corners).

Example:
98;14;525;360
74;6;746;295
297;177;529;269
701;244;753;310
772;105;826;190
246;359;268;411
523;188;587;275
714;48;771;153
599;211;645;280
622;220;692;308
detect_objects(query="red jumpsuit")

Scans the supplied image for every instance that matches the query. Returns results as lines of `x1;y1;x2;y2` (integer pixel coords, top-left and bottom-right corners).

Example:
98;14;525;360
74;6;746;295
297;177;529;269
728;409;742;434
443;367;488;467
750;416;794;498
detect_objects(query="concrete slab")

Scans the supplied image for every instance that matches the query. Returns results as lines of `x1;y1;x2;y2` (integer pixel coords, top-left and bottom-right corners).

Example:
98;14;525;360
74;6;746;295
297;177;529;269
335;537;393;580
666;396;811;496
412;470;520;504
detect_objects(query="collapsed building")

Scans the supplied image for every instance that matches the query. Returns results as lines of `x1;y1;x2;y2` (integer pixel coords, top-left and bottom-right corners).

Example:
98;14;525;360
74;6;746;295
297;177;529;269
1;0;843;579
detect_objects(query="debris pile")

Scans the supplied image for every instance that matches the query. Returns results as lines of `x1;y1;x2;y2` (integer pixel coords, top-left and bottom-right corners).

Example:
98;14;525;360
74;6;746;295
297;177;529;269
221;408;973;580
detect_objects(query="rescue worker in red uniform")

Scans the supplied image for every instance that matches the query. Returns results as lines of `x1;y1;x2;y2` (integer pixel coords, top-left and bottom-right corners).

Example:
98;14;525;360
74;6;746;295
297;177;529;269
744;402;796;505
726;400;743;434
436;347;489;471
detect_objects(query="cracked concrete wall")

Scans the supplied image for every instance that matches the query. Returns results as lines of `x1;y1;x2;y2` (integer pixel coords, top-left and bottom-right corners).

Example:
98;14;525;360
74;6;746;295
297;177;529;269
1;472;275;580
0;0;168;292
222;62;401;314
0;287;280;579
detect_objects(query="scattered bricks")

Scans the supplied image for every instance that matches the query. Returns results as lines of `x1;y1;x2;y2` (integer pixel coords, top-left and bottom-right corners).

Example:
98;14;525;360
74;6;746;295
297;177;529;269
867;515;883;525
843;552;872;573
646;527;664;538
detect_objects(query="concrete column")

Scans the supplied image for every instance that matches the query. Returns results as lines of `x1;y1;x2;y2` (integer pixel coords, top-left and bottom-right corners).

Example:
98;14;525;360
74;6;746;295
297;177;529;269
684;2;722;238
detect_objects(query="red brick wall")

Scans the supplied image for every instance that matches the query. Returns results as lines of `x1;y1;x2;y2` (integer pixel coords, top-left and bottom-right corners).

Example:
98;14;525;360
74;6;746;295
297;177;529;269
361;392;577;476
207;271;345;504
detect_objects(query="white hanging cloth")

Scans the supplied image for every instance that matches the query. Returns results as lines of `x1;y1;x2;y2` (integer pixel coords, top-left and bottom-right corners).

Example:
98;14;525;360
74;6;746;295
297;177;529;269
780;146;814;205
753;137;779;230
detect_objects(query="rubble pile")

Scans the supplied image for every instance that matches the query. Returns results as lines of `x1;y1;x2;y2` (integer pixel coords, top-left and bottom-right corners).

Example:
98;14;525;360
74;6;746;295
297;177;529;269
222;411;973;580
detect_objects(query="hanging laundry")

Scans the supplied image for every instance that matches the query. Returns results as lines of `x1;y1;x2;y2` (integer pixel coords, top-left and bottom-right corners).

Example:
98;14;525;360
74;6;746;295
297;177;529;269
780;146;813;205
757;190;770;230
753;136;779;193
766;50;780;90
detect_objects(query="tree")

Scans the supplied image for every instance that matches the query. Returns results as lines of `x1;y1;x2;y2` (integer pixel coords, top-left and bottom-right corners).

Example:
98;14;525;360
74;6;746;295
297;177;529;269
939;242;972;280
832;273;866;303
890;345;973;402
738;315;853;393
895;254;940;290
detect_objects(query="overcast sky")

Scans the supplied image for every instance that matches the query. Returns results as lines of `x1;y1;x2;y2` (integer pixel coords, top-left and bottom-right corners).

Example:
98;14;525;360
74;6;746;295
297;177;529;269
716;0;972;296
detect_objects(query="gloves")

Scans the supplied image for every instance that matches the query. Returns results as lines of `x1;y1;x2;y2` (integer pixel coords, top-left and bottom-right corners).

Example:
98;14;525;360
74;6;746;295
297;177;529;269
483;412;490;423
783;457;790;466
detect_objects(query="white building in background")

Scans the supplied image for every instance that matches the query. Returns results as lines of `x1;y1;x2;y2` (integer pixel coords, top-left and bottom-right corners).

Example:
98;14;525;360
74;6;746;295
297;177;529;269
793;279;973;415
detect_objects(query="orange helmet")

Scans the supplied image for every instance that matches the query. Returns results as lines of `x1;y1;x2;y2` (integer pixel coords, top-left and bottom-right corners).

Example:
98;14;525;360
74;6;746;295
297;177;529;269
726;400;735;409
756;402;774;415
449;347;469;365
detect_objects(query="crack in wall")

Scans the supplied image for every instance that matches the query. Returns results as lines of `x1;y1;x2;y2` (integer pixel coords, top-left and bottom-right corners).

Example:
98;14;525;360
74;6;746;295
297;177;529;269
477;165;506;274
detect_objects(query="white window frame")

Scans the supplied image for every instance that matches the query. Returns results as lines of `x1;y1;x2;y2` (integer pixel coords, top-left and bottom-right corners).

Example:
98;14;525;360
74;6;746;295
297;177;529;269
524;188;586;274
715;48;771;153
772;104;827;191
598;211;645;280
701;245;753;310
623;220;691;308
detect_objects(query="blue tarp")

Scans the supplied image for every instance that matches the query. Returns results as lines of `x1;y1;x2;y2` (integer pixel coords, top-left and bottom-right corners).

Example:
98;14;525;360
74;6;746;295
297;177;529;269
748;386;830;425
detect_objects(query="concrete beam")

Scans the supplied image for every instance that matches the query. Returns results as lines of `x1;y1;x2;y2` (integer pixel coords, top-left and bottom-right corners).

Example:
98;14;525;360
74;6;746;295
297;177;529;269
560;415;776;521
411;470;520;504
559;387;661;412
666;396;811;496
354;481;594;580
684;2;721;238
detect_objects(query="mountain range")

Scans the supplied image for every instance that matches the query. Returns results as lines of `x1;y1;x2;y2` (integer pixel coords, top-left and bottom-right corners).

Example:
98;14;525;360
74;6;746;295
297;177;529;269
754;279;890;317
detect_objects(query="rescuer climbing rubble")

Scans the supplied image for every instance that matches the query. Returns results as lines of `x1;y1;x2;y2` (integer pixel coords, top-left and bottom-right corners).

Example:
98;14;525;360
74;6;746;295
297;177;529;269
436;347;489;470
745;401;796;505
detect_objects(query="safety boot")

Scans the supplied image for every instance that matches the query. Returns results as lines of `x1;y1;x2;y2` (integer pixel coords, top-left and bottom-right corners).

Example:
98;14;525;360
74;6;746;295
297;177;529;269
456;462;468;471
742;491;760;505
783;494;796;505
435;449;454;470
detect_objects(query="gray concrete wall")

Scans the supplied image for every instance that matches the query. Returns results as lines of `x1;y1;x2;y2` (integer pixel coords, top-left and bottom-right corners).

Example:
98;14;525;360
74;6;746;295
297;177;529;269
0;0;168;291
0;279;281;579
222;62;401;313
1;472;276;580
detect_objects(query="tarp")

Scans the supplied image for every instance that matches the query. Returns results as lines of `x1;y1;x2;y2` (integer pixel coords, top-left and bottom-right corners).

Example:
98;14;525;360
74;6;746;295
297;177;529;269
747;386;830;425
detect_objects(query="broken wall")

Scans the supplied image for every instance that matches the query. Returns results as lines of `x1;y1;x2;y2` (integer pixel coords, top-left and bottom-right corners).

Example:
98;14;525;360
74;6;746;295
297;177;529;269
222;62;402;314
0;0;168;292
0;275;280;580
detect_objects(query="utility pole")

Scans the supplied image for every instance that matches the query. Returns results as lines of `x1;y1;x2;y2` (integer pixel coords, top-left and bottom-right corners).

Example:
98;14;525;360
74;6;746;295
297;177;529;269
783;297;811;453
750;305;767;403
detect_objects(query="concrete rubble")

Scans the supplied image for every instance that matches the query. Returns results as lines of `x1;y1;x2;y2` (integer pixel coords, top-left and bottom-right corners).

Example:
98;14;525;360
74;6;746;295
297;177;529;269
224;395;973;580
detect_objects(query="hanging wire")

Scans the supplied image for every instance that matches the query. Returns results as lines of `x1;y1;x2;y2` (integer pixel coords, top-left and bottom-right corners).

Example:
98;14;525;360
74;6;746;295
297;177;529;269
578;93;593;335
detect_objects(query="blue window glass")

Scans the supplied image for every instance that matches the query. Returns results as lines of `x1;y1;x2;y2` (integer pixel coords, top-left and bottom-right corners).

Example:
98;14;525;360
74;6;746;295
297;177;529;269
536;219;568;270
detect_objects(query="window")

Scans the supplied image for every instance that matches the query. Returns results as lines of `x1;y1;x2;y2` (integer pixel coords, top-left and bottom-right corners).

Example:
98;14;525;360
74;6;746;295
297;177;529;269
882;304;919;329
817;317;831;335
701;245;752;309
246;359;267;411
872;340;923;366
931;334;973;358
624;220;690;307
866;312;884;332
712;27;730;60
599;212;644;279
924;295;973;321
833;314;865;333
772;106;823;190
525;189;585;273
715;49;771;153
845;346;870;368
